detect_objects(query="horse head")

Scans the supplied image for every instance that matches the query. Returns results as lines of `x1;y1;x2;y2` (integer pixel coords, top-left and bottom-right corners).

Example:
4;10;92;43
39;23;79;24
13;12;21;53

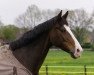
50;11;83;59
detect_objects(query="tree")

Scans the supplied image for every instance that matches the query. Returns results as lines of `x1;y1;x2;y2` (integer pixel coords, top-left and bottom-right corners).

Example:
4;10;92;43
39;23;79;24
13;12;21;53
15;5;41;28
0;17;4;27
88;10;94;44
68;9;93;29
15;5;61;29
73;27;89;44
41;9;61;22
41;9;55;21
0;25;20;41
68;9;93;44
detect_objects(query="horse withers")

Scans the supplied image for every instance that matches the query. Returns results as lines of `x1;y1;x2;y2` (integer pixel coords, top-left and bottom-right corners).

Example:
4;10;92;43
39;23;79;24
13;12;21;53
0;10;83;75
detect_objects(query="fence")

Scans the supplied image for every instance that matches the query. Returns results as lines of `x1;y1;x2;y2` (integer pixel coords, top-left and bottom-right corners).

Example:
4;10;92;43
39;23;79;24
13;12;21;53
39;65;94;75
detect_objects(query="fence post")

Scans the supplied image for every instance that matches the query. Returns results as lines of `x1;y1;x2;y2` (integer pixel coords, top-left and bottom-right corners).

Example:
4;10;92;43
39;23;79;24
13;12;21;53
84;65;87;75
46;65;48;75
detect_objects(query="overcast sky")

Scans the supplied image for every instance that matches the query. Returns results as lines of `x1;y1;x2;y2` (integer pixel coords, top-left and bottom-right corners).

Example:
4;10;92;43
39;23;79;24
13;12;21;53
0;0;94;25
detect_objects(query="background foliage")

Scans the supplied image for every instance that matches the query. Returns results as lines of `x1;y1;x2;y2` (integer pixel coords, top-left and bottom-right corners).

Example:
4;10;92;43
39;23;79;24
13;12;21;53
0;4;94;48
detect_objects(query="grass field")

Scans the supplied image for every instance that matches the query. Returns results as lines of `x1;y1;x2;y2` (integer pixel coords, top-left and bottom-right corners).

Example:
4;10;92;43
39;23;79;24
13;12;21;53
39;49;94;75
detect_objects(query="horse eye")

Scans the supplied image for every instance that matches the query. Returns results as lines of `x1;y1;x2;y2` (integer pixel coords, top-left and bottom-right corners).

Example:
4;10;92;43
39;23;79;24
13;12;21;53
60;28;66;32
56;27;66;32
61;29;66;32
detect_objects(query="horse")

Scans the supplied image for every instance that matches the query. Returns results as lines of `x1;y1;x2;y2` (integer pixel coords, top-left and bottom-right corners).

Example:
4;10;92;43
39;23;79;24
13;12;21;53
0;10;83;75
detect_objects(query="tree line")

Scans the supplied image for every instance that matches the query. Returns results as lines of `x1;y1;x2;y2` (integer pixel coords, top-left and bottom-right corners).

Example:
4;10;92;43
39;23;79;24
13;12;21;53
0;4;94;49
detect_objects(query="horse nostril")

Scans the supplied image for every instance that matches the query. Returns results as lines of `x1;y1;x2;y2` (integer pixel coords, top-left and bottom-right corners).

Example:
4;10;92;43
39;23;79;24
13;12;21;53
77;49;80;52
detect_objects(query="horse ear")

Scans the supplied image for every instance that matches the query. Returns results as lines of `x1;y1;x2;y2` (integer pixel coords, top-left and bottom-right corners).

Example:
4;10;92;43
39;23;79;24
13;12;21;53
57;10;62;20
62;11;68;19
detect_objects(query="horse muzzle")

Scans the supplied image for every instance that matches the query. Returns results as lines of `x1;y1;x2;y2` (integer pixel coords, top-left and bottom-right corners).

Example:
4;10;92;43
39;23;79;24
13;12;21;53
70;49;83;59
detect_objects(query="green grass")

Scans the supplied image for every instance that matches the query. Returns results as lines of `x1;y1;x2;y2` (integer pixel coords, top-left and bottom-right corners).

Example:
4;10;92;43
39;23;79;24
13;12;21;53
39;50;94;75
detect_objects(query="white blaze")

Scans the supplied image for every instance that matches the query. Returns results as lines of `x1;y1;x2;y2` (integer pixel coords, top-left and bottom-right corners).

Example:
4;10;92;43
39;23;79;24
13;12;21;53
64;25;83;53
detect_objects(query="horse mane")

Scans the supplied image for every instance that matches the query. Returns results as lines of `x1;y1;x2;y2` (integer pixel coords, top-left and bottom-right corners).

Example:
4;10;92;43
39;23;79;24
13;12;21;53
9;15;58;50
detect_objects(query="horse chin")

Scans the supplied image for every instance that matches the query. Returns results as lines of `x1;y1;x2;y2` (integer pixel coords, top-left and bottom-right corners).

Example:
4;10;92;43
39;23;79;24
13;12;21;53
70;53;77;59
63;50;77;59
70;52;80;59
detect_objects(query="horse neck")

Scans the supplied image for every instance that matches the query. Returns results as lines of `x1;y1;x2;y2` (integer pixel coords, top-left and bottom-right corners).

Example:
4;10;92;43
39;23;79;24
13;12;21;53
12;33;52;75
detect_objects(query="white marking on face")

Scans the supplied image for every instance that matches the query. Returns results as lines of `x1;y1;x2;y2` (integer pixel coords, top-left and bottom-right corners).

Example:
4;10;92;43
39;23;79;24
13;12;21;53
64;25;83;57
